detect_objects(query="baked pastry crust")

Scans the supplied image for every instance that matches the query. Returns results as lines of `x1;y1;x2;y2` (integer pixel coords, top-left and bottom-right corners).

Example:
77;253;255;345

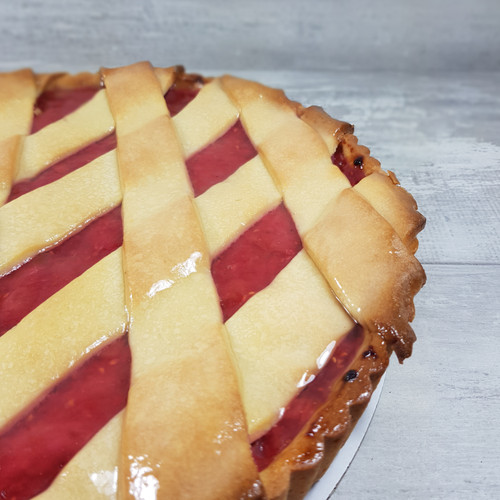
0;64;425;499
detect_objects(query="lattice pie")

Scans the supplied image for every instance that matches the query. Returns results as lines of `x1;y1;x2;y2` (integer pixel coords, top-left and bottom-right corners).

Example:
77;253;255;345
0;63;426;499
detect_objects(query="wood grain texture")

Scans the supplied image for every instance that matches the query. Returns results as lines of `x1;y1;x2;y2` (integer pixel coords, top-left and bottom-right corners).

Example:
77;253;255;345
334;264;500;499
0;0;499;73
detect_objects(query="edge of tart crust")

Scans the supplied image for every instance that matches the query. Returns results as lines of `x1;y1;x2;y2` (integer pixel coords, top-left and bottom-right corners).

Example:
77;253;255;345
261;328;390;500
296;100;426;362
238;78;425;498
0;65;426;500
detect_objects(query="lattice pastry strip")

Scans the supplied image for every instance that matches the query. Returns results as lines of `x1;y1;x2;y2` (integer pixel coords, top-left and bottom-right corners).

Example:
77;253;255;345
35;413;123;500
354;171;425;253
196;155;282;255
0;69;37;204
0;69;36;141
219;75;425;358
0;250;126;429
0;150;120;275
13;68;175;184
102;62;260;499
299;105;354;156
173;79;239;158
304;188;424;358
225;250;355;437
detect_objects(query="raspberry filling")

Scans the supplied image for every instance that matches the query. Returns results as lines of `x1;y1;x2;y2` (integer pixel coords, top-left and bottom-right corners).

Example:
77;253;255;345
31;87;99;134
0;206;123;336
0;335;130;500
0;84;366;496
7;134;117;203
165;85;200;117
212;203;302;322
251;325;364;471
186;120;257;196
332;143;366;186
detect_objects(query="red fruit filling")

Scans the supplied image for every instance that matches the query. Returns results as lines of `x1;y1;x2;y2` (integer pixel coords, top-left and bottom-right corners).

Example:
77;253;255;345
0;335;131;500
0;206;123;336
186;120;257;196
251;325;364;471
165;85;200;117
212;203;302;322
332;143;366;186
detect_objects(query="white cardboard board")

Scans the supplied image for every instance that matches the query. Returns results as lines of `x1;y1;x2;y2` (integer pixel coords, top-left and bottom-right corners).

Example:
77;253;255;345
306;374;386;499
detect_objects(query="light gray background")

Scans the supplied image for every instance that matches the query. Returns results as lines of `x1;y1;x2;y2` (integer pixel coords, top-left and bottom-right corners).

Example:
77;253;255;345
0;0;499;73
1;1;499;499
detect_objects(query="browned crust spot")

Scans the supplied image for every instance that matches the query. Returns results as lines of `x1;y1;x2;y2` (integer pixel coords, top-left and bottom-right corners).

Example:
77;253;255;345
336;133;382;177
298;105;425;256
298;105;354;153
170;65;212;88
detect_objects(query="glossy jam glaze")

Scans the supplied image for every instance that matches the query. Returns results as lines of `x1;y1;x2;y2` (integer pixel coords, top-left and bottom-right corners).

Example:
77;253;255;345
251;324;364;471
212;203;302;322
331;143;366;186
0;206;123;336
0;334;130;500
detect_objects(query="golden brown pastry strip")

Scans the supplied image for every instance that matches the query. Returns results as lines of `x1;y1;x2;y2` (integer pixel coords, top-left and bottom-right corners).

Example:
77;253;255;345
0;69;37;205
102;62;260;500
0;250;126;430
304;188;425;359
354;171;425;253
173;79;239;158
220;75;350;235
219;75;425;359
196;155;281;255
0;150;120;275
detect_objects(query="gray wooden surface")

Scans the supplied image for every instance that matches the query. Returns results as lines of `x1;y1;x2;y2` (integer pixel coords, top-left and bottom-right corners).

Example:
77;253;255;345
1;0;499;73
2;0;500;498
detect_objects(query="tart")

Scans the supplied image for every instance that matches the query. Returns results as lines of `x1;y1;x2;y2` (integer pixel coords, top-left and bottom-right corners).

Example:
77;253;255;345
0;63;426;499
